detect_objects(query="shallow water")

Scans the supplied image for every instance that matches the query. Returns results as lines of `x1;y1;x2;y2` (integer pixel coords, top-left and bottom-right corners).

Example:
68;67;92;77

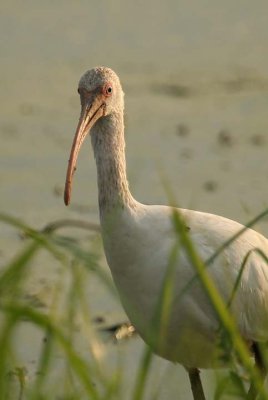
1;1;268;398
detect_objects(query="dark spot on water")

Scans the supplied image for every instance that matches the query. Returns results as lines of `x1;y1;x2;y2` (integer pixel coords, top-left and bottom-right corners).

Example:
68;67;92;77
176;123;190;137
203;180;218;192
152;83;192;98
93;315;105;324
250;134;266;146
100;322;123;334
217;130;233;147
223;76;265;93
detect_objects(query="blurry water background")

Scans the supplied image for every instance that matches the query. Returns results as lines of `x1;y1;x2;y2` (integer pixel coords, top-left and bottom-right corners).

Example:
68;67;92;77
1;1;268;398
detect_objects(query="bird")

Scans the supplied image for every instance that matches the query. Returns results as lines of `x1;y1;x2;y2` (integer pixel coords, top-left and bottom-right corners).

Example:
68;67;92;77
64;66;268;400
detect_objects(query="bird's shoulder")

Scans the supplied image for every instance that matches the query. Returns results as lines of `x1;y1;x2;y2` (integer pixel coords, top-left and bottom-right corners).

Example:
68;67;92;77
134;204;268;253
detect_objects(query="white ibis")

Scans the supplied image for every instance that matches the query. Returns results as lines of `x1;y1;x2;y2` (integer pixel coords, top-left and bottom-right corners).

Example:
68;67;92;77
64;67;268;400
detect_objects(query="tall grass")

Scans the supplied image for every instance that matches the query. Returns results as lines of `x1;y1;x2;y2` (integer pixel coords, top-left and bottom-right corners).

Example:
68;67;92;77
0;213;118;400
1;209;268;399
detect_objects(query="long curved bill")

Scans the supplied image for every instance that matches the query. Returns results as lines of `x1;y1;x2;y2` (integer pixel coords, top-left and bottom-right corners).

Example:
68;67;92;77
64;93;105;206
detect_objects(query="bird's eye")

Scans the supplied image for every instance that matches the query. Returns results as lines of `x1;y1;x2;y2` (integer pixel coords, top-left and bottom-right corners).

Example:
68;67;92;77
103;84;113;97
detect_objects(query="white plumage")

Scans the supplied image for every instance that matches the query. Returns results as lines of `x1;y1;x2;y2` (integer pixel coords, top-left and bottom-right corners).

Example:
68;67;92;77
102;205;268;367
64;67;268;400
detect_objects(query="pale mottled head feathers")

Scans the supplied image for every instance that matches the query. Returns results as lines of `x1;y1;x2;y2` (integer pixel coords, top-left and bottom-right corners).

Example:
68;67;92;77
79;67;124;115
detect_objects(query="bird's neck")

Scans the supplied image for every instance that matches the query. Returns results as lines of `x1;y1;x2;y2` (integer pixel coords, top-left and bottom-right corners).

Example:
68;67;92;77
91;112;136;218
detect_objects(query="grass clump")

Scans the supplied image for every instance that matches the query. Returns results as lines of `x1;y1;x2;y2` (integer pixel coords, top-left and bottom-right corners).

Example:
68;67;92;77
1;208;268;399
0;213;120;400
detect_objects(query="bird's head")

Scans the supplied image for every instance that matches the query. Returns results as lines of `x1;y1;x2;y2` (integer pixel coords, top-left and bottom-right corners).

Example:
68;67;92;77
78;67;124;115
64;67;124;206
